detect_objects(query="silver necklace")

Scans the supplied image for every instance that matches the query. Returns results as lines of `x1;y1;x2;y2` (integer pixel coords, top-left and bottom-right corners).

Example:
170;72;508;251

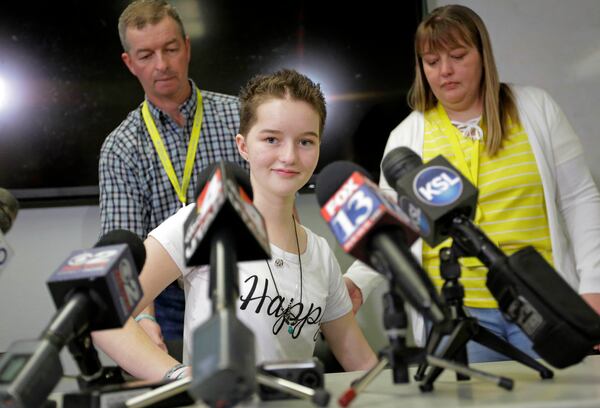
265;215;303;335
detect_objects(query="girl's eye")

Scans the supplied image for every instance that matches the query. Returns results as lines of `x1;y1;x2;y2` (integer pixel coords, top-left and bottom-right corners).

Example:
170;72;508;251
265;137;277;144
300;139;315;146
451;53;465;60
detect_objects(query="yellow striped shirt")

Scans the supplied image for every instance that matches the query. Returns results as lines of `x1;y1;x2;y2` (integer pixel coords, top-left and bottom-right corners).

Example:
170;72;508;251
422;103;554;308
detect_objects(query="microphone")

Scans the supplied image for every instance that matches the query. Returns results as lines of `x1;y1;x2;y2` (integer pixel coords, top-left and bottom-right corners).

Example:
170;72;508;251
0;230;145;408
381;146;600;368
47;229;146;331
381;147;478;247
0;188;19;273
315;161;446;325
184;161;269;268
184;161;268;407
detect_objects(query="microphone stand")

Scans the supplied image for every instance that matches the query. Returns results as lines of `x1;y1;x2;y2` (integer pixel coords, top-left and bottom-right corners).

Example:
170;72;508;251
415;234;553;391
186;226;330;407
338;249;512;407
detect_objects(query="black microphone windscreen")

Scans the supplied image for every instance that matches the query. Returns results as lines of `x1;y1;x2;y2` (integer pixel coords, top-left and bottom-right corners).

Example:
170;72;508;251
0;187;19;234
315;161;373;207
381;147;423;188
95;229;146;272
194;162;253;200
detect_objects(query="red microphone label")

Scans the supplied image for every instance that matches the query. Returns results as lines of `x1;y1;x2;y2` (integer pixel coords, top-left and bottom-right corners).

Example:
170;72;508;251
196;168;224;215
184;168;225;260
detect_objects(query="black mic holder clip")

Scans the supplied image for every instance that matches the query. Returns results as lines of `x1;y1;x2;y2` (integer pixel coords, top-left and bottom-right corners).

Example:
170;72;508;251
67;331;126;391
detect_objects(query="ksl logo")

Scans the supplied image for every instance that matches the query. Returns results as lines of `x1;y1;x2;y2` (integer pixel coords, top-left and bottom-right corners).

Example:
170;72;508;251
413;166;463;206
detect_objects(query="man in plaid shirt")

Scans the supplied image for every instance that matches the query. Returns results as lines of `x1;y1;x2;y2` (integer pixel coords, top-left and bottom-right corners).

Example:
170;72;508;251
99;0;247;354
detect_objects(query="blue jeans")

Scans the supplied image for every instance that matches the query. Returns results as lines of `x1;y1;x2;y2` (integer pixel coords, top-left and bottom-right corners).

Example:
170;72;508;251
462;307;538;362
431;308;539;363
154;282;185;340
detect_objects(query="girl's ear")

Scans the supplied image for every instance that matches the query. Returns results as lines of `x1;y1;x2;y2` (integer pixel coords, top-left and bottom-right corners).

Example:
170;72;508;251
235;134;249;162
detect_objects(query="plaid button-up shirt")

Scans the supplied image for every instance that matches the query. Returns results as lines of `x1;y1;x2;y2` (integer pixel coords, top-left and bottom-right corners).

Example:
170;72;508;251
99;81;248;239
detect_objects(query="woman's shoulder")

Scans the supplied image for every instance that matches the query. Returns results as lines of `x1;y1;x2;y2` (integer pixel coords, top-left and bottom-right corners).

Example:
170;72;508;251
391;110;423;133
385;110;425;155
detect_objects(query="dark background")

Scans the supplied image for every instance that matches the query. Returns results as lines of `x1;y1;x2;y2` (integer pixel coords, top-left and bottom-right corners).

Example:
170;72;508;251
0;0;423;206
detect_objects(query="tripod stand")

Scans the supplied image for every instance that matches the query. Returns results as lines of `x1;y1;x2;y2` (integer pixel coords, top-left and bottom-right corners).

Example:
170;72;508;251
339;271;426;407
114;369;330;408
415;241;553;391
339;250;516;406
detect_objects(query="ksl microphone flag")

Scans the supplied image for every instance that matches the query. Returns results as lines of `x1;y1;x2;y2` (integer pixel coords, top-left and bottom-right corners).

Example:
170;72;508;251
383;151;478;247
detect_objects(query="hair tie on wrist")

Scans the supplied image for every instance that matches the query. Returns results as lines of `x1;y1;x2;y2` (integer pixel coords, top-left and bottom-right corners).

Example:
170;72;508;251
134;313;157;323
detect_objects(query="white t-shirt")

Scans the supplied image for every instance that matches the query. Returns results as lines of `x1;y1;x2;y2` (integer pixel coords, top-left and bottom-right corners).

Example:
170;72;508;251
149;204;352;364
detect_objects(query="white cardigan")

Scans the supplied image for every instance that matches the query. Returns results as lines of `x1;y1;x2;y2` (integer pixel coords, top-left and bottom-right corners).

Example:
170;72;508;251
346;85;600;343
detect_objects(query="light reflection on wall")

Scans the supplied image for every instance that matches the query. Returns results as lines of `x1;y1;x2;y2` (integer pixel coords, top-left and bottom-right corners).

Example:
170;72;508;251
0;1;420;199
0;76;6;111
273;60;346;133
574;48;600;82
267;53;405;168
266;58;354;162
0;71;24;117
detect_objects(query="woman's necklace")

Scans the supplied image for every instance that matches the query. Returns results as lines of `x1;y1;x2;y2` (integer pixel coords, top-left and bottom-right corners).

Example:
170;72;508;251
264;214;303;335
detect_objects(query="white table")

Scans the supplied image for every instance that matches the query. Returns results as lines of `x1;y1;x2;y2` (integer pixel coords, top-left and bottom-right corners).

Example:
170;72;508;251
53;355;600;407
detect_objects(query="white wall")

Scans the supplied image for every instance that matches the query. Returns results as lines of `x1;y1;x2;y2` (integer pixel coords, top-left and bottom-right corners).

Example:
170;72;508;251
430;0;600;180
0;206;101;372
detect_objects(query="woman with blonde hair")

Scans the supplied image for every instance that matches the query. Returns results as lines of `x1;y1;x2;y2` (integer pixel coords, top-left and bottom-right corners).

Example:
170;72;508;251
346;4;600;362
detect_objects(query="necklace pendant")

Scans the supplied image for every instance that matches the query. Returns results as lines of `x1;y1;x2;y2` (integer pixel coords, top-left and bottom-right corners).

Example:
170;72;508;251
288;325;294;334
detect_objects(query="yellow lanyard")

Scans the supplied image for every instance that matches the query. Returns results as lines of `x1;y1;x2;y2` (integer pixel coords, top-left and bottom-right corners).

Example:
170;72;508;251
435;103;483;222
436;103;480;187
142;88;203;206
